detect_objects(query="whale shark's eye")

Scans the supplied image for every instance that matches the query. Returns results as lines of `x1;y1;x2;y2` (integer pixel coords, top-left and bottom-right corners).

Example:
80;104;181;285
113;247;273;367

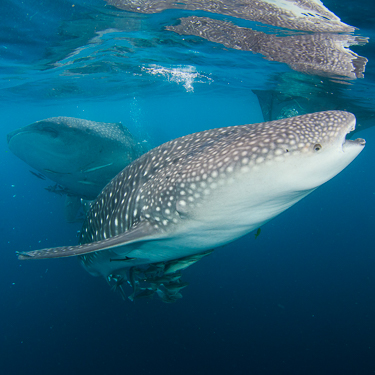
314;144;322;152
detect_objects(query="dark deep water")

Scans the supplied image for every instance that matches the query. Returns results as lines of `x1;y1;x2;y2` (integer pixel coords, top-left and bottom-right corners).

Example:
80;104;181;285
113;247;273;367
1;1;375;374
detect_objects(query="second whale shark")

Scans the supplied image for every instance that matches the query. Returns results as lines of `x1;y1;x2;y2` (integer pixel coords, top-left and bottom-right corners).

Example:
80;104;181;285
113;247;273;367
7;116;143;200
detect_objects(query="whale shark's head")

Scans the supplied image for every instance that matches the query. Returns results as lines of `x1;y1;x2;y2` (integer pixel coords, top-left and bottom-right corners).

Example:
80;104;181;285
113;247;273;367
244;111;365;194
140;110;364;243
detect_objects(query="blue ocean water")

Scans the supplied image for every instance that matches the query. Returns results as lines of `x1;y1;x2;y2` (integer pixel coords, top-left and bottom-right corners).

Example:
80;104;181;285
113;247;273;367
1;0;375;374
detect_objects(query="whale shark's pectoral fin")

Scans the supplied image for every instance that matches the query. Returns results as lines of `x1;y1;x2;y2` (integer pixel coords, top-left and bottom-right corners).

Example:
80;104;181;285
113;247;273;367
16;221;161;260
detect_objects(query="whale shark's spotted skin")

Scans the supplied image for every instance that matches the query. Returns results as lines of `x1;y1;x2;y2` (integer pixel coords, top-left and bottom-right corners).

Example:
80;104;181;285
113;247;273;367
80;111;363;247
18;111;365;288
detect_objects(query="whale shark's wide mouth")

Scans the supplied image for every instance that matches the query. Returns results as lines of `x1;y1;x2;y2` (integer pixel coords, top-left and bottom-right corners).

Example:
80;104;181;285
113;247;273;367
7;130;35;145
342;117;366;151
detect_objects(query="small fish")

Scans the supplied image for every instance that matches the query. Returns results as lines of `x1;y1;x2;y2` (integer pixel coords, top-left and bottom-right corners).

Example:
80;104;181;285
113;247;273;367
110;276;126;292
132;288;155;300
44;184;69;196
254;227;261;239
163;281;189;294
43;169;72;175
29;170;46;180
147;273;182;285
143;264;164;275
78;180;96;185
164;250;213;274
129;267;140;290
110;256;137;262
156;289;183;303
83;163;114;173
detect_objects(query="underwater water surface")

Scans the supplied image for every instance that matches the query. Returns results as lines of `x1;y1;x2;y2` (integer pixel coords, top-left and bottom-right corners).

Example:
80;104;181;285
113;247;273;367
1;0;375;374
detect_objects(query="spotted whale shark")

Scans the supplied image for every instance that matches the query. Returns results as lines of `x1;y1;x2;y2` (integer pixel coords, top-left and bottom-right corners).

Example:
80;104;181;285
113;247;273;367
106;0;354;33
17;111;365;301
167;16;367;79
7;117;143;200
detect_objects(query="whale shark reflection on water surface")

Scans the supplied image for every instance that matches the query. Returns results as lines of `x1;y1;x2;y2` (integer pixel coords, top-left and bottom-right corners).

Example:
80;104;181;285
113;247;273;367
106;0;355;32
17;111;365;302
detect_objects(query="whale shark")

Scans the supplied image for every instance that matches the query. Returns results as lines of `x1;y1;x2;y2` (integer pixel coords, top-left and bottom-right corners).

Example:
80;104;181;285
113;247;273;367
17;111;365;301
106;0;354;33
167;16;367;80
7;117;143;200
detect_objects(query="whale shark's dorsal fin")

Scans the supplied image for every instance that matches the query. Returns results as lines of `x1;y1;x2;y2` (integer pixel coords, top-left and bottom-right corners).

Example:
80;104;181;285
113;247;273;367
17;221;161;260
